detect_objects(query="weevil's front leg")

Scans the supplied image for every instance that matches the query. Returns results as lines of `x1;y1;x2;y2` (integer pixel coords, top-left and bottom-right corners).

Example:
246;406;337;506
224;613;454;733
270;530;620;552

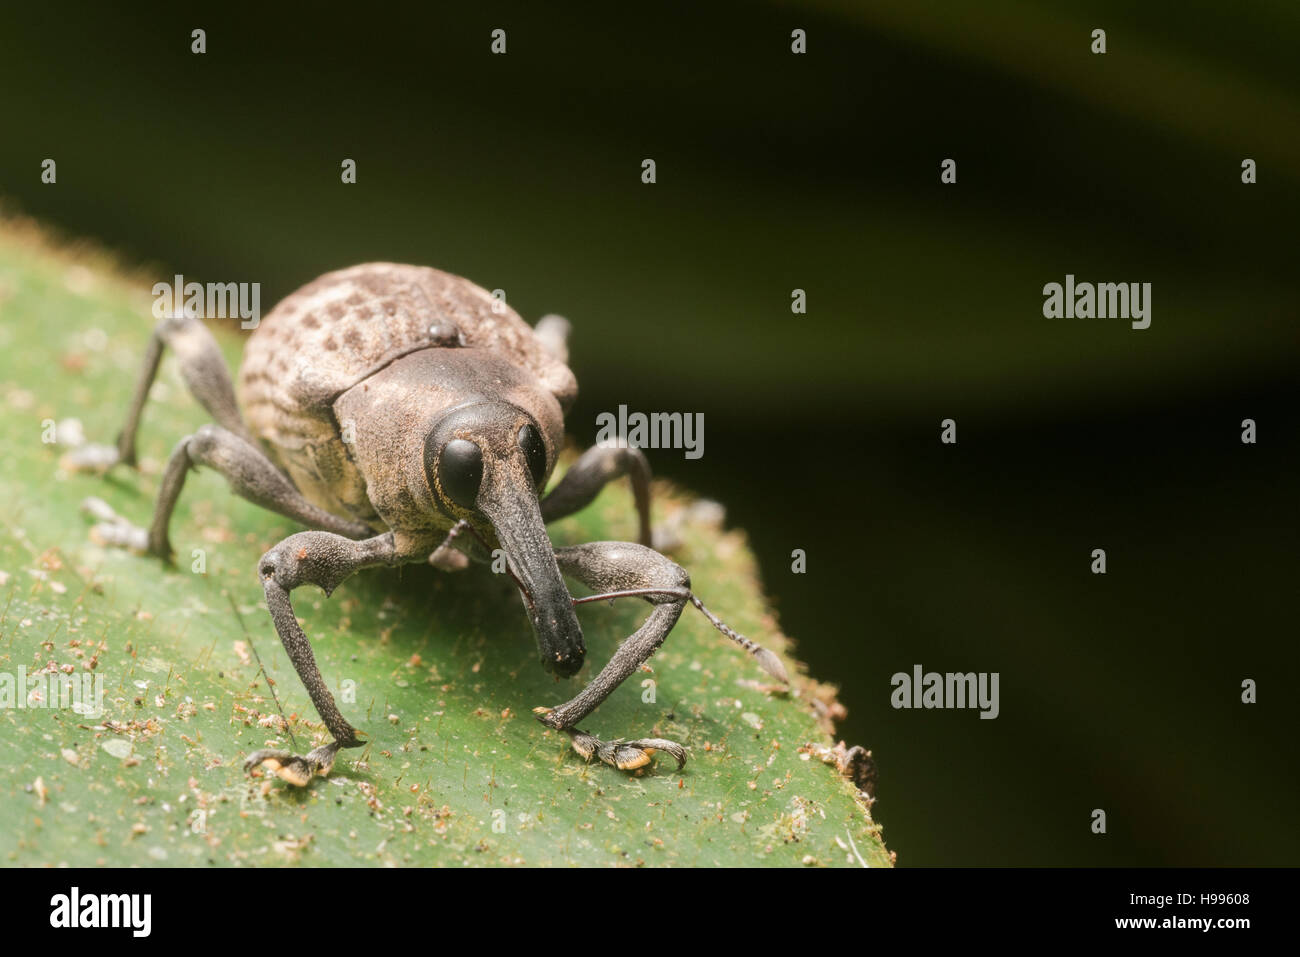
243;530;404;786
540;445;652;547
533;541;690;771
63;314;252;471
87;424;371;560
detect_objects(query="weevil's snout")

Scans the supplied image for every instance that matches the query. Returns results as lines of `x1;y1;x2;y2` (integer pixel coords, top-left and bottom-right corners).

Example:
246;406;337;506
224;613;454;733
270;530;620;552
531;596;586;678
422;401;583;677
479;470;586;678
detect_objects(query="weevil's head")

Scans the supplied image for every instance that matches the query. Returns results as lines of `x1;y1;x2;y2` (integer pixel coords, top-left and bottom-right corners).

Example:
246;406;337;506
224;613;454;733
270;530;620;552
422;399;585;677
334;347;582;677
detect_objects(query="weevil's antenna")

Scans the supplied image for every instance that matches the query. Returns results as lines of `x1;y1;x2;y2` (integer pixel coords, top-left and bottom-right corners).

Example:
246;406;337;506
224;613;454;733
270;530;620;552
227;592;298;750
686;594;789;684
571;587;789;684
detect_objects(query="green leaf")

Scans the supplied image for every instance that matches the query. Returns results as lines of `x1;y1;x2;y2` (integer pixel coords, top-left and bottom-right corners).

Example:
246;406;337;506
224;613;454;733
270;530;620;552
0;218;890;867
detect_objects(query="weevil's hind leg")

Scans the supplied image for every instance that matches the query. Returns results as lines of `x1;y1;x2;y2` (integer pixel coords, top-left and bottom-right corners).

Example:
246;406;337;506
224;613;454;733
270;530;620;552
532;312;652;546
243;530;402;787
540;445;652;547
533;541;691;771
63;314;352;558
90;424;372;560
533;314;571;365
63;314;252;472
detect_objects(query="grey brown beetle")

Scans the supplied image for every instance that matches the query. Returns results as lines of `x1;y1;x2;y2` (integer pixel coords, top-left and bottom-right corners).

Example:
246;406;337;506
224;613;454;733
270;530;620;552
68;263;787;786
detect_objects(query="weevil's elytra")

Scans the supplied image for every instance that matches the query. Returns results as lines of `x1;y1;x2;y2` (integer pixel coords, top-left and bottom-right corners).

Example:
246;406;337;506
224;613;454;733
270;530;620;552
67;262;789;787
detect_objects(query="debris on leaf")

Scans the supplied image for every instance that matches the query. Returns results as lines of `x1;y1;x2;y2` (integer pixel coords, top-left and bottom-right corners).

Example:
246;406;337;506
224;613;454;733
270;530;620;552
800;741;877;800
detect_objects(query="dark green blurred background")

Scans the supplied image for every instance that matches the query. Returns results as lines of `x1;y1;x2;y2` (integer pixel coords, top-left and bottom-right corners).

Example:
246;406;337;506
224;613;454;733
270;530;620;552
2;1;1296;865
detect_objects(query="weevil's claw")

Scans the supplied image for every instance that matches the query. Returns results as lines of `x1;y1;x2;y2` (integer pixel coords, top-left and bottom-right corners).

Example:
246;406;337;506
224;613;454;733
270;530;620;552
244;741;346;787
560;726;687;772
621;738;688;770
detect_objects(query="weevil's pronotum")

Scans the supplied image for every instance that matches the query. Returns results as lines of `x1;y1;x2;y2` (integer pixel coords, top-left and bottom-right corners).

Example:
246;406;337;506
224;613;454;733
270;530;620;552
67;263;788;786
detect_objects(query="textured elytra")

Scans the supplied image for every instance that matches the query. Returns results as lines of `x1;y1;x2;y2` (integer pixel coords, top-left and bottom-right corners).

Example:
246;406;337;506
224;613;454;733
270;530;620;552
237;262;578;526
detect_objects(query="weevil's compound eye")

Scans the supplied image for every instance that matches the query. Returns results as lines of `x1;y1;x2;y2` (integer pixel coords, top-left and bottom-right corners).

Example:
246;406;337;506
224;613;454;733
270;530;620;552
435;439;483;509
517;423;547;488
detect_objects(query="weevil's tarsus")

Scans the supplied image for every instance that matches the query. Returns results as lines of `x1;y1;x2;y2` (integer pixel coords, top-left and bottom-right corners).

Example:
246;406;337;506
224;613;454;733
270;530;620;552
62;442;124;473
428;519;473;571
538;717;688;772
619;738;688;770
567;728;686;771
427;544;471;571
244;740;346;786
80;496;119;523
79;497;149;552
429;518;500;571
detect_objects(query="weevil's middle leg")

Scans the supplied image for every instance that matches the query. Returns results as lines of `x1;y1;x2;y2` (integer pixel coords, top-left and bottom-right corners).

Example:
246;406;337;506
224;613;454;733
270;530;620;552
540;445;652;547
244;530;407;787
90;424;371;560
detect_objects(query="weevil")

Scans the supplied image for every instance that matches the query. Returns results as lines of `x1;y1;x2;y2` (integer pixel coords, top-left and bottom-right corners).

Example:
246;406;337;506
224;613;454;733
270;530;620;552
67;263;787;786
